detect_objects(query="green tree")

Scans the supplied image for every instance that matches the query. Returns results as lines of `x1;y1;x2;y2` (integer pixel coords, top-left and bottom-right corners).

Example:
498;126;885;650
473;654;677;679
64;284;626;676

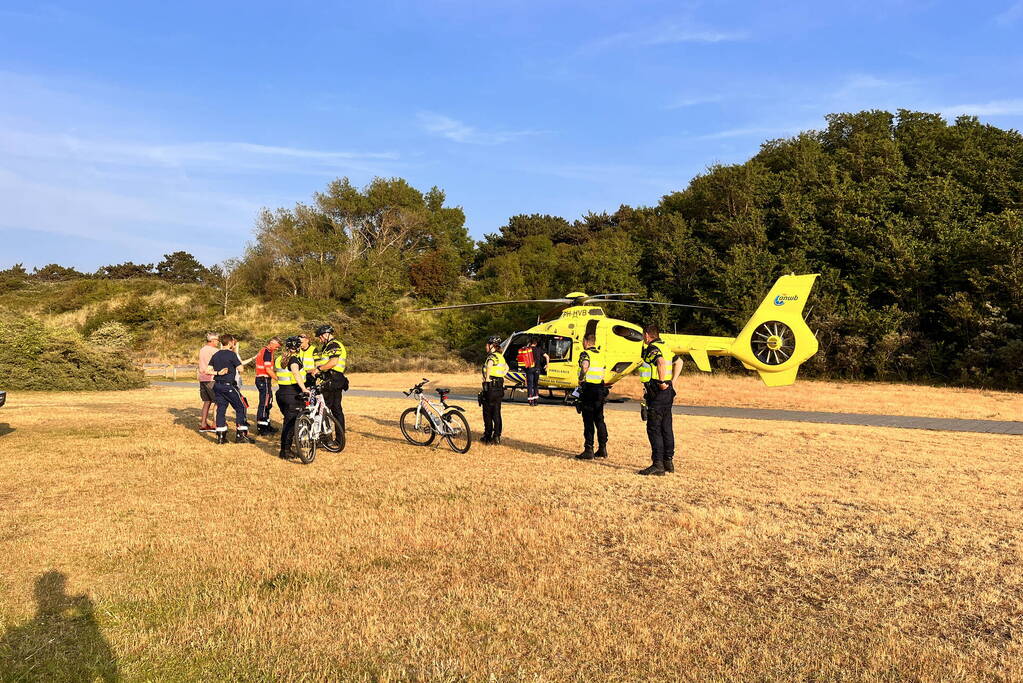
156;251;209;283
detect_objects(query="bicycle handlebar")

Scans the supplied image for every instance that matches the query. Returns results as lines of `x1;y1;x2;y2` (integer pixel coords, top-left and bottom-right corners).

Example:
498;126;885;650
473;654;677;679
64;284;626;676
403;378;431;397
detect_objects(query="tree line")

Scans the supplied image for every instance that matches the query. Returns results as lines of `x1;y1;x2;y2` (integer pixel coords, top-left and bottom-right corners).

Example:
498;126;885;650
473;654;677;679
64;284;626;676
3;109;1021;388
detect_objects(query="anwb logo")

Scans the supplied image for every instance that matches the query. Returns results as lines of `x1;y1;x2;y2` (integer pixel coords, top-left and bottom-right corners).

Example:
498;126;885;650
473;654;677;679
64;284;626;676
774;294;799;306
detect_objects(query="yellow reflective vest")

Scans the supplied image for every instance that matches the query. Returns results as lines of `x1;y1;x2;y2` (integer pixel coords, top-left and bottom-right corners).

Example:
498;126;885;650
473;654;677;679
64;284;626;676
485;352;508;378
316;339;347;374
642;341;673;382
274;355;299;386
579;348;605;384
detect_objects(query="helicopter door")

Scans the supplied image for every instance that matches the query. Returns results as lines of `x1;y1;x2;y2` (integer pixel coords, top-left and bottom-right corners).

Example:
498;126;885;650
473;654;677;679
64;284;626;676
537;334;574;386
503;333;532;370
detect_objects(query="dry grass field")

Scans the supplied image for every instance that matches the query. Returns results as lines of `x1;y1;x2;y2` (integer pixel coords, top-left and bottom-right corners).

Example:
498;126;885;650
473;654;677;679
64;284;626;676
360;371;1023;421
1;377;1021;680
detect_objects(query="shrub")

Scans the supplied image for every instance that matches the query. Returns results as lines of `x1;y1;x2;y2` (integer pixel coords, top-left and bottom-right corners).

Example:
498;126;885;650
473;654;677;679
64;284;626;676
0;314;146;391
88;322;133;350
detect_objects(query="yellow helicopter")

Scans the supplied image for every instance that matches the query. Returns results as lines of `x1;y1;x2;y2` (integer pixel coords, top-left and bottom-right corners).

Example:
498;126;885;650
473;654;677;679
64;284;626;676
419;274;820;395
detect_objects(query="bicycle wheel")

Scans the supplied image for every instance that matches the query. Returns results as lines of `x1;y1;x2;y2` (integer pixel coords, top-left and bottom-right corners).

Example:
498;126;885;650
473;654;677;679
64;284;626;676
319;412;345;453
293;415;317;464
400;406;435;446
442;410;472;453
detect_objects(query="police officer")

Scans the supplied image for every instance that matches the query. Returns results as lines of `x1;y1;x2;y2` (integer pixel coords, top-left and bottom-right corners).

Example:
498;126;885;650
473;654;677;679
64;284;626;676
274;336;310;459
575;333;608;460
638;324;681;475
314;324;348;440
480;335;508;444
299;334;317;386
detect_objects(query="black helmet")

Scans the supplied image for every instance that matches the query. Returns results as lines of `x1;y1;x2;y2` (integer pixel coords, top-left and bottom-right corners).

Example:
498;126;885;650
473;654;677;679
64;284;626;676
284;336;302;351
486;335;503;346
315;324;334;337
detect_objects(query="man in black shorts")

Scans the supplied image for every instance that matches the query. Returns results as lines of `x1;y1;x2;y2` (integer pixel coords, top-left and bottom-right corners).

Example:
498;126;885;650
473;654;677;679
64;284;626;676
205;334;252;444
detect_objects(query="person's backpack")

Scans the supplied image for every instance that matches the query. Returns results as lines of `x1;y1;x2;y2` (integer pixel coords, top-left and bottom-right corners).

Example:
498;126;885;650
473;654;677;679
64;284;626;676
516;346;535;369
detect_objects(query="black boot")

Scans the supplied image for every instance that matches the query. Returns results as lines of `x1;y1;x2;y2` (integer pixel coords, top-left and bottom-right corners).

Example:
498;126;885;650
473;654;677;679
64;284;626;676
216;431;227;445
236;430;251;443
594;444;608;459
492;435;501;445
278;449;291;459
663;458;675;473
638;460;665;476
576;447;594;460
480;434;492;444
256;424;270;436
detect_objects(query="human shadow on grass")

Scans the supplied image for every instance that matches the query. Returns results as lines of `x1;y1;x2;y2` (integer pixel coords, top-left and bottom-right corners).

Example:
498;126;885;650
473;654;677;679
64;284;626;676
0;570;119;681
166;406;305;463
356;414;634;471
0;423;14;437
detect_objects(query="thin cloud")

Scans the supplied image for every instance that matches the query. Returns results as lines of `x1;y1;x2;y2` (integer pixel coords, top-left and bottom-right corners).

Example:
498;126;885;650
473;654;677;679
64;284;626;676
0;129;399;174
695;124;815;141
996;1;1023;26
941;98;1023;117
665;94;726;110
417;112;540;145
581;21;748;55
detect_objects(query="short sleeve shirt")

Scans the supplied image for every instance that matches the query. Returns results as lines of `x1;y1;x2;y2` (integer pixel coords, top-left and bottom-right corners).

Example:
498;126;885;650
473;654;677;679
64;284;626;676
210;349;242;383
197;345;218;382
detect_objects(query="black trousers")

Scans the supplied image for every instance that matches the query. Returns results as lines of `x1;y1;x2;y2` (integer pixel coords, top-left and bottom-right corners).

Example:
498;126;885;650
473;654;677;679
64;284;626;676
213;382;248;432
321;381;345;433
255;376;274;426
580;383;608;449
276;386;302;453
646;384;676;463
481;380;503;438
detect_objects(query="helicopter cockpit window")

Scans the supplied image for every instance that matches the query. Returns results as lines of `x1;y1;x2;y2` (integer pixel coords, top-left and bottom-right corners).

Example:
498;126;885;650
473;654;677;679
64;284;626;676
547;336;572;362
612;325;643;342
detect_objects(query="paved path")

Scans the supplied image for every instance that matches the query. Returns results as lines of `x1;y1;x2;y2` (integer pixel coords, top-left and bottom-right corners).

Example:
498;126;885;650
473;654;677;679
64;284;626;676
154;383;1021;435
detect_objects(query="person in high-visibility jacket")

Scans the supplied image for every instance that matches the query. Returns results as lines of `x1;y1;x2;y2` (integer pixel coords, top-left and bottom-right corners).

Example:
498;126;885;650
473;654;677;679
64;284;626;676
298;333;317;386
274;336;310;460
314;324;348;441
638;324;683;475
480;335;508;444
575;333;609;460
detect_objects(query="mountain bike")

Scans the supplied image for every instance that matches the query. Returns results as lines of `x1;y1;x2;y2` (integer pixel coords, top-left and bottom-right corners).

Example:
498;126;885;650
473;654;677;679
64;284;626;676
293;385;345;464
399;378;472;453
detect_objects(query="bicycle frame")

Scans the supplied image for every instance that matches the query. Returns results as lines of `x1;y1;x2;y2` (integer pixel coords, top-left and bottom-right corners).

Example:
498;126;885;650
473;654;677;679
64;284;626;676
303;388;334;440
406;392;459;436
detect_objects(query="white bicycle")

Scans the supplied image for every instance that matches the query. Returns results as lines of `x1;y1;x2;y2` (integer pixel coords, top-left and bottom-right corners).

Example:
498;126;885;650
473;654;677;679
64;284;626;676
293;385;345;464
399;379;472;453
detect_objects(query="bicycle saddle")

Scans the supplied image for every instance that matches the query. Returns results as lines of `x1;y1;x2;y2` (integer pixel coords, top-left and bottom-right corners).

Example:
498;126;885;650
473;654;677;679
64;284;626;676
436;388;451;395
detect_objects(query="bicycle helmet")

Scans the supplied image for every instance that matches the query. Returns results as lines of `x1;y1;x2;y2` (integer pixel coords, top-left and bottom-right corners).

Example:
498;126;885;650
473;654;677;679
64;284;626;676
284;336;303;351
486;335;503;346
315;324;334;336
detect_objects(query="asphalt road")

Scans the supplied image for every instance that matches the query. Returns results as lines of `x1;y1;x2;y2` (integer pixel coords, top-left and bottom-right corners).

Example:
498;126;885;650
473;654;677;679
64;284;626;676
152;382;1023;436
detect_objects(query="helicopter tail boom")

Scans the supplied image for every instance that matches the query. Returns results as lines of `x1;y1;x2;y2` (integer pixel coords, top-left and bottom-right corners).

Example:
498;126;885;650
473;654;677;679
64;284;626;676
659;274;819;387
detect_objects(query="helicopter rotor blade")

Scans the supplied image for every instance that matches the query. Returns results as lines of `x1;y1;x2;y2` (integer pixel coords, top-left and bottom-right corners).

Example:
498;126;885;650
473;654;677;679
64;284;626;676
414;299;571;312
593;299;735;312
585;293;641;300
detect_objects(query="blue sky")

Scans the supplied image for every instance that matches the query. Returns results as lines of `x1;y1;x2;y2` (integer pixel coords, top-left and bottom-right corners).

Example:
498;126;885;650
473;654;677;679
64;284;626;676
1;0;1021;270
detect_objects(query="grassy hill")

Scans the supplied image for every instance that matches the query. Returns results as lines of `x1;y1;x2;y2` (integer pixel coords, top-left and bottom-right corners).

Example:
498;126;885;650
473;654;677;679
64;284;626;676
0;277;470;372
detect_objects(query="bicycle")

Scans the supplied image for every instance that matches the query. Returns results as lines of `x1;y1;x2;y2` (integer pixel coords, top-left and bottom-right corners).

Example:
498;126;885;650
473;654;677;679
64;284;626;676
399;378;472;453
293;384;345;464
